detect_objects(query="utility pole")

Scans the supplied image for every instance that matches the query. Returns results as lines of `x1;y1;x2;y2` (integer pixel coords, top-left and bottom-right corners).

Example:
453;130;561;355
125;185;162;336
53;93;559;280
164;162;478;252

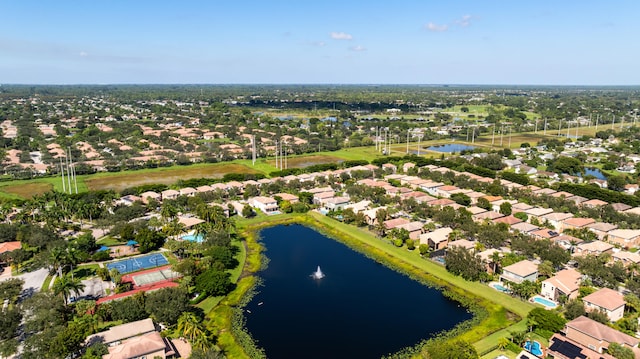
60;157;66;193
252;135;256;166
558;120;562;137
611;115;615;130
508;127;512;148
275;140;278;170
595;115;599;131
544;118;548;135
492;125;496;147
406;131;409;154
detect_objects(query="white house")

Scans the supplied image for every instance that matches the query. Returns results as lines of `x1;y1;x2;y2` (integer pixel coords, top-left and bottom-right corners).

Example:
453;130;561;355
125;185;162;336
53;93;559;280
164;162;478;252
249;196;279;214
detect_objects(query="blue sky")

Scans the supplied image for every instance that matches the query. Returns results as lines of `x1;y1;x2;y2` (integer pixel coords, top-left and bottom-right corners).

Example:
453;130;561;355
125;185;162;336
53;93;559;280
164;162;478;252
1;0;638;85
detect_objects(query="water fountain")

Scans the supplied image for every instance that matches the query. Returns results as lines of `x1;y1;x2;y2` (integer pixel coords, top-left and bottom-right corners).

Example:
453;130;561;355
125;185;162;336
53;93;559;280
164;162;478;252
311;265;325;279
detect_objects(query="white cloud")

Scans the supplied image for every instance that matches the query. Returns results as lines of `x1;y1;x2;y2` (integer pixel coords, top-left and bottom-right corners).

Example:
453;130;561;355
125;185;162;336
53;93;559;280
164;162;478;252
455;15;473;27
330;32;353;40
349;45;366;52
79;51;88;57
311;41;326;47
425;22;448;32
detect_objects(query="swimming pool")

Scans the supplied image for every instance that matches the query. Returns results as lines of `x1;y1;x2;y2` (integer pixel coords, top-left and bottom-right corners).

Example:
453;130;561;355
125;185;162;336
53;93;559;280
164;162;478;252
524;340;543;356
181;233;204;243
532;295;557;308
491;283;510;293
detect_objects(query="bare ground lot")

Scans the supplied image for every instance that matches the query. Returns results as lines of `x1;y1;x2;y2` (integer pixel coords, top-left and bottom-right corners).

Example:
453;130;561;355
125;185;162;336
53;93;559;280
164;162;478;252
85;163;259;192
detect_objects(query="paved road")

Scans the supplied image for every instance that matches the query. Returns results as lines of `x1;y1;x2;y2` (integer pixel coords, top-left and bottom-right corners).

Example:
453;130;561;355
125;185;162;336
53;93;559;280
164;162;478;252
11;268;49;298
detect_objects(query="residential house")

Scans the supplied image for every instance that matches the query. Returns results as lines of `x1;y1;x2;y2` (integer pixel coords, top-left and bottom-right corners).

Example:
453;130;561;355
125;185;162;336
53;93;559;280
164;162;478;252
541;268;582;301
418;181;445;196
541;212;574;232
472;211;504;222
447;239;475;251
510;222;540;234
86;318;156;346
573;241;614;257
582;288;625;322
612;203;633;212
493;215;523;226
395;221;424;240
0;241;21;262
525;207;554;223
420;227;453;250
177;216;205;229
179;187;197;197
623;206;640;217
491;199;517;213
102;331;178;359
383;218;410;231
116;195;142;207
561;217;596;232
160;189;179;201
382;163;397;173
274;193;299;204
343;200;371;213
322;196;350;211
566;195;589;206
402;162;415;173
500;260;538;284
586;222;618;241
611;250;640;267
547;333;617;359
607;229;640;248
433;185;459;198
312;191;336;205
581;199;609;209
363;207;386;226
248;196;279;214
552;235;583;251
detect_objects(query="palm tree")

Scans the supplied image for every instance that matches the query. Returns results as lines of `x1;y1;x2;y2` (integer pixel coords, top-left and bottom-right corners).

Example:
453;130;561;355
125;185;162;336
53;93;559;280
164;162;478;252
49;247;66;277
177;312;206;342
53;274;85;306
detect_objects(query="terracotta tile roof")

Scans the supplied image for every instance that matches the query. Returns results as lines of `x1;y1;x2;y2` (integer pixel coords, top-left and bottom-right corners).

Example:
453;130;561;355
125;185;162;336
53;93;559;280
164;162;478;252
582;288;625;311
0;241;21;254
502;260;538;277
566;316;638;347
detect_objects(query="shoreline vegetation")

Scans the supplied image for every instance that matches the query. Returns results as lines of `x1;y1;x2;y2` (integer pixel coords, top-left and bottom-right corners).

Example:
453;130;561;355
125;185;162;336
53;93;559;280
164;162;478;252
211;212;534;358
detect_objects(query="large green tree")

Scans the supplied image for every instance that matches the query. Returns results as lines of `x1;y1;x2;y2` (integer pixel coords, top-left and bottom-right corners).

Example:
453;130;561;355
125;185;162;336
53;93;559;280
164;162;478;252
145;287;191;325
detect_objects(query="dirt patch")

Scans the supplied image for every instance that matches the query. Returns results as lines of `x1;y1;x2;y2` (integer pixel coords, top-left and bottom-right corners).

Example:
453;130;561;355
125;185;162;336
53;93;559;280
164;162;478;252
85;164;259;192
268;155;344;169
0;182;53;199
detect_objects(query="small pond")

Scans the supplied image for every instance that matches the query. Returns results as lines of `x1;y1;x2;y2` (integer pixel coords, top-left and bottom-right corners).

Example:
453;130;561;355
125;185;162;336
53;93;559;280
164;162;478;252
244;224;472;358
427;144;476;153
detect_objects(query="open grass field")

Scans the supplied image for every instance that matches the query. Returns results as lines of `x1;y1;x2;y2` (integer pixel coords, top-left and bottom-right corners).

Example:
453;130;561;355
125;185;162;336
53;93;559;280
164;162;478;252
84;163;259;192
0;182;53;199
265;154;345;168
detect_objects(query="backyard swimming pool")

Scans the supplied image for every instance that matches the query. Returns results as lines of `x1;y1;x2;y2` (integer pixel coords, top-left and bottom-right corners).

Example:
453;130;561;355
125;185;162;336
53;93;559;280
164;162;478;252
532;295;557;308
491;283;510;293
181;233;204;243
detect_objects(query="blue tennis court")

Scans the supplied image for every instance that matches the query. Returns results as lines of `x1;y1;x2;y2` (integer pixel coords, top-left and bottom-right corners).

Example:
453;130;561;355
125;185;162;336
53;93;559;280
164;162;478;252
106;253;169;274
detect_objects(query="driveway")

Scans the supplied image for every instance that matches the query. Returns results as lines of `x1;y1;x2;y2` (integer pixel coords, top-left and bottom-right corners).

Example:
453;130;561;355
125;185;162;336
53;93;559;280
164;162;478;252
11;268;49;299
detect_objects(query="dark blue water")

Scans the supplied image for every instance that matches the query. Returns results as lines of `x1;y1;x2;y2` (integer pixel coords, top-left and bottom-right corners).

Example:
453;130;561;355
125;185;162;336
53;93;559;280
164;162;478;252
244;225;472;359
427;144;476;153
583;168;607;180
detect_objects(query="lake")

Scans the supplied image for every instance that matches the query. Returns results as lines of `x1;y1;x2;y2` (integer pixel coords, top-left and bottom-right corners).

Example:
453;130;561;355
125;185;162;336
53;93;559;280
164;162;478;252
427;144;476;153
244;224;472;358
583;168;607;180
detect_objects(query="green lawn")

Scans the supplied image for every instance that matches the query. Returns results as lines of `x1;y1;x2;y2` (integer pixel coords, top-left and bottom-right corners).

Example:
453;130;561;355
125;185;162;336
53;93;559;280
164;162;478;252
73;264;100;280
96;236;124;246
